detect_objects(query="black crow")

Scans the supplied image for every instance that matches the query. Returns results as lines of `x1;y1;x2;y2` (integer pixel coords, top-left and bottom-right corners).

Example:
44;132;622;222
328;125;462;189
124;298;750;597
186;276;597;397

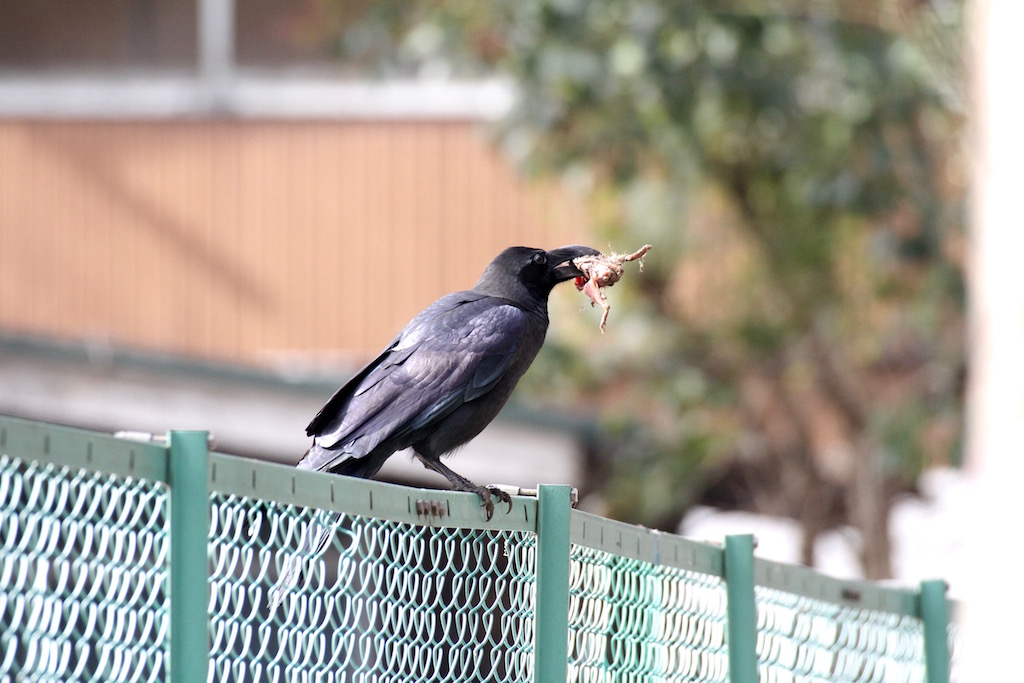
270;245;599;611
298;243;600;516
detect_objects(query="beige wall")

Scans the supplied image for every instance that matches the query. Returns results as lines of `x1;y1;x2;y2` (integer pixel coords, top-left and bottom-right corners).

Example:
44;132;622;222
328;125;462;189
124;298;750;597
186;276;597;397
0;120;588;365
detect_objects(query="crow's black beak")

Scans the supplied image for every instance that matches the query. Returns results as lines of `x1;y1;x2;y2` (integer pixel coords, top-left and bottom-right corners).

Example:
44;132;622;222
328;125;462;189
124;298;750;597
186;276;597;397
548;245;601;282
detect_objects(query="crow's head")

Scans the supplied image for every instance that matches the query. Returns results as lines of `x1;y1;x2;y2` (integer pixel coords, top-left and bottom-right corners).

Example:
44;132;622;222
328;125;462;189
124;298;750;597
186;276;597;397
474;244;601;309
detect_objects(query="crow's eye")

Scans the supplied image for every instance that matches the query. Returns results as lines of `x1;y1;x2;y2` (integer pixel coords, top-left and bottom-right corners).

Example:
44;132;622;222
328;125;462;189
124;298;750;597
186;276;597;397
531;252;547;265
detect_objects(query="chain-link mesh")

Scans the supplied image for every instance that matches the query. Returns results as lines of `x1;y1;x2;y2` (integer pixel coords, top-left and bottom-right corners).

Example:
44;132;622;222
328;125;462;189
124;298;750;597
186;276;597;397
567;544;730;682
208;492;537;683
755;586;926;682
0;455;168;683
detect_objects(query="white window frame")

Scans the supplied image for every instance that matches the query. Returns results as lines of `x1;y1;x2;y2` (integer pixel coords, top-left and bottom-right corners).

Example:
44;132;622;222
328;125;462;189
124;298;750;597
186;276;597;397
0;0;514;121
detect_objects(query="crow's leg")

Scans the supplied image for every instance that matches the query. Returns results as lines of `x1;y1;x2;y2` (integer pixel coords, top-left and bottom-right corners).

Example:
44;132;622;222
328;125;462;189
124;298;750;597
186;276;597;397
413;453;513;521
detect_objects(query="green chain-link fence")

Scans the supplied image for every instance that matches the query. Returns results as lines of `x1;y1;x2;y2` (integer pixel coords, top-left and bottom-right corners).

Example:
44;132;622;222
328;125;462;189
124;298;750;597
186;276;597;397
0;415;956;682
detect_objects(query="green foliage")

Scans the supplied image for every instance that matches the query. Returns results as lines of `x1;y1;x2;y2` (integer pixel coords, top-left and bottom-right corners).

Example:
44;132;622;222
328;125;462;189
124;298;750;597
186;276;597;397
326;0;967;538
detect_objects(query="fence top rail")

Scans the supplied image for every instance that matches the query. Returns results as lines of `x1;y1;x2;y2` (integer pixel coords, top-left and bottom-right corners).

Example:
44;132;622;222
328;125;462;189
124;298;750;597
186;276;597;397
754;557;922;618
569;508;725;577
0;413;168;482
208;451;539;532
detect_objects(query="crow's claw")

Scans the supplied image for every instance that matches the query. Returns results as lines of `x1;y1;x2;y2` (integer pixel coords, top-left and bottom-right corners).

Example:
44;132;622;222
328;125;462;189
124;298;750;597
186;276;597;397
476;485;514;521
488;486;514;514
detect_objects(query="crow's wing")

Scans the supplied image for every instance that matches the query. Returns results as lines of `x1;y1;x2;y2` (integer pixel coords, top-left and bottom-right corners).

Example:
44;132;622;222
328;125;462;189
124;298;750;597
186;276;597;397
299;293;528;473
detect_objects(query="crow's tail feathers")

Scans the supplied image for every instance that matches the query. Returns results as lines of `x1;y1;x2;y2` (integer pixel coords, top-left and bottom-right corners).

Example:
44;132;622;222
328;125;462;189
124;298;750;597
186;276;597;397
268;510;341;614
271;445;375;615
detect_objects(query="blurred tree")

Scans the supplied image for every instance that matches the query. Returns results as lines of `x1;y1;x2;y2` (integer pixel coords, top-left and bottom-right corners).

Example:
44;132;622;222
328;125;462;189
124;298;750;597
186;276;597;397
312;0;966;578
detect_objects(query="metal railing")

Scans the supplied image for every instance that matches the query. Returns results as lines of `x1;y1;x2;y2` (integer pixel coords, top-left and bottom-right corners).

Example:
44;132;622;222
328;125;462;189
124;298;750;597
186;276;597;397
0;415;956;682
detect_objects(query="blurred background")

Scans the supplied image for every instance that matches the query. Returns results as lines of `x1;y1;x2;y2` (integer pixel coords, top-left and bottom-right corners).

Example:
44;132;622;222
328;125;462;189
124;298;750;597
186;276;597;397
0;0;976;595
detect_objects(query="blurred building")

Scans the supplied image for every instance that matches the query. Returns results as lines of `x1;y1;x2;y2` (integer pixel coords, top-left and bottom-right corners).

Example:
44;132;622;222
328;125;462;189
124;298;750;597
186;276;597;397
0;0;591;489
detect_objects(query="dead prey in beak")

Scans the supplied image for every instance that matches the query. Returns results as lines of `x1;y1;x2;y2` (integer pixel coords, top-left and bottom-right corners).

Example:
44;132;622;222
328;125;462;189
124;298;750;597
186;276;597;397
572;244;652;332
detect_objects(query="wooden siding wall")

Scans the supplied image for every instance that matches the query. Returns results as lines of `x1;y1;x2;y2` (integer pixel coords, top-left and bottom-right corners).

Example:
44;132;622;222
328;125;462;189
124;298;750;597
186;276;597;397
0;120;588;366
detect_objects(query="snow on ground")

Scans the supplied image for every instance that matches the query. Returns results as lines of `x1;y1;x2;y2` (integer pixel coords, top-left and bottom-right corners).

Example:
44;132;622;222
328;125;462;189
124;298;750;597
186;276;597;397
680;467;969;596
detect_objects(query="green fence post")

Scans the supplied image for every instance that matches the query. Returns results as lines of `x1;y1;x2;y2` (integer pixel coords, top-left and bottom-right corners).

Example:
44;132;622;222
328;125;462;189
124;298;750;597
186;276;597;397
534;484;573;683
920;579;950;683
724;534;759;683
169;430;210;683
